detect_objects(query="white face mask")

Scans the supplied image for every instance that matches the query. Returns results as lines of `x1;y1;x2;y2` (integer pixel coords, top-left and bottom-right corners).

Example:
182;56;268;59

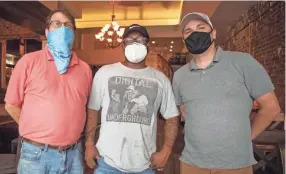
124;43;147;63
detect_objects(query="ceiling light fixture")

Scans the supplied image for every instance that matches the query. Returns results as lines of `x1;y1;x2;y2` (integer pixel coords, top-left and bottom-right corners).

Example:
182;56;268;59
95;1;124;49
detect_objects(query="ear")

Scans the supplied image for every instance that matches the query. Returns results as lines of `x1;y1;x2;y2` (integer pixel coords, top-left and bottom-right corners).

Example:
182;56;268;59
45;28;49;38
146;42;150;47
211;29;217;40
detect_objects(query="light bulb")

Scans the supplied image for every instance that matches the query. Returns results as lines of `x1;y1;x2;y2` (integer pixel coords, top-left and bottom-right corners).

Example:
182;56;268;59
108;31;114;36
117;31;123;37
99;32;104;37
95;34;100;39
113;25;119;31
104;24;110;30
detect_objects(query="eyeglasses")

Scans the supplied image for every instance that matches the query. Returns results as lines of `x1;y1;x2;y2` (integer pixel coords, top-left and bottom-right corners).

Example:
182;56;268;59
49;20;74;30
124;37;148;45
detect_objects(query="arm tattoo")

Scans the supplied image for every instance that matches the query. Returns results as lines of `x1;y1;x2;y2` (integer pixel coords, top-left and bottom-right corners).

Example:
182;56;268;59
164;117;179;148
84;110;98;145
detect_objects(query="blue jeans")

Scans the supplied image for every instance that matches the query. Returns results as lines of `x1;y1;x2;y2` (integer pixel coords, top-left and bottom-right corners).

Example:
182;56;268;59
94;157;155;174
17;141;84;174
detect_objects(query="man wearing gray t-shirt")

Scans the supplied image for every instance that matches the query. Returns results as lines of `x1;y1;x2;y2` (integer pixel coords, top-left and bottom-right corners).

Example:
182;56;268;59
85;24;179;174
173;12;281;174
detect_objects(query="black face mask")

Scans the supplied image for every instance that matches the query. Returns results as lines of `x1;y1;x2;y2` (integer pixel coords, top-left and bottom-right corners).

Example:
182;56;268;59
184;30;214;54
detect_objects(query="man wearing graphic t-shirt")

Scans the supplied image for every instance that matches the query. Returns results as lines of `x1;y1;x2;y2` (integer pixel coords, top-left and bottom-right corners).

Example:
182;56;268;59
85;24;180;174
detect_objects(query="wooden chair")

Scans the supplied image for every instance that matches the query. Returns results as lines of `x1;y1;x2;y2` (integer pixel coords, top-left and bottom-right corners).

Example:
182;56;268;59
253;144;284;174
252;113;285;174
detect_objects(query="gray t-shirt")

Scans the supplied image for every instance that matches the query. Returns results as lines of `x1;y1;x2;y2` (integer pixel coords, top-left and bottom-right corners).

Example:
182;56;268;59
88;62;179;172
172;47;274;169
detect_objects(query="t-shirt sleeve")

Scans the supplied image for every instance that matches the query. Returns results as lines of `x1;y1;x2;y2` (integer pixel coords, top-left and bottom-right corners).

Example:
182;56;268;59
160;75;179;119
241;53;275;99
172;72;183;105
88;67;106;111
5;56;29;107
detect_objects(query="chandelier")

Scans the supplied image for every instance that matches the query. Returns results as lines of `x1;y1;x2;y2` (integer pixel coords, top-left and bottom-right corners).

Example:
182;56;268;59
95;2;125;49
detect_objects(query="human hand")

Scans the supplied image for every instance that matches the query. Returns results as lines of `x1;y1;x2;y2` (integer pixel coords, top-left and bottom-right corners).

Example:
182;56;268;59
150;146;172;171
84;144;101;169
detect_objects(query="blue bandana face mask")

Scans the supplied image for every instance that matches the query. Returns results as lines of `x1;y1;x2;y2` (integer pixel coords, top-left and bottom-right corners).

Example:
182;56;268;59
47;26;74;74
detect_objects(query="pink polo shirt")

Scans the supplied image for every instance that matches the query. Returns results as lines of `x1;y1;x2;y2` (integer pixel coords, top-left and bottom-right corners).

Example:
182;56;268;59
5;49;92;146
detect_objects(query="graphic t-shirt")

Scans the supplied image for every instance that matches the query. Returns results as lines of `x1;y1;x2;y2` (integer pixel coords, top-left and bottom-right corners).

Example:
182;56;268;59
88;63;179;172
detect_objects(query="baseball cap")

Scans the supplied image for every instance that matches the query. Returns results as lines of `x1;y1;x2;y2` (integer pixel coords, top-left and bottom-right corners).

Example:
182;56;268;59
122;24;150;40
180;12;213;32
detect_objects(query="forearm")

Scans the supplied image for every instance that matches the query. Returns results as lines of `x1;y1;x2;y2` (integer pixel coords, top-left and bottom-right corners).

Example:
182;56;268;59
251;107;280;140
5;104;21;124
163;117;179;149
85;109;99;147
179;105;185;121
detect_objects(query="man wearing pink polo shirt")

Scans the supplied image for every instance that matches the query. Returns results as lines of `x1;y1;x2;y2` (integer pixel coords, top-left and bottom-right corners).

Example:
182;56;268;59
5;9;92;174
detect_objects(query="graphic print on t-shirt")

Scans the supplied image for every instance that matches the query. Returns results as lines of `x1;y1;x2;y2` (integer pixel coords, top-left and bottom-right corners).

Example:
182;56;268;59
107;76;158;125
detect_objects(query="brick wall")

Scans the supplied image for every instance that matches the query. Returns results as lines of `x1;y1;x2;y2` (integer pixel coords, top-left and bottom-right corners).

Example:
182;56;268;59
0;17;40;40
222;1;285;112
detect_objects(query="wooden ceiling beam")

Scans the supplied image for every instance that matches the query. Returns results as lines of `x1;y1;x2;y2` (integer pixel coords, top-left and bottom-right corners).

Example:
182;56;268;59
0;2;50;35
0;35;41;40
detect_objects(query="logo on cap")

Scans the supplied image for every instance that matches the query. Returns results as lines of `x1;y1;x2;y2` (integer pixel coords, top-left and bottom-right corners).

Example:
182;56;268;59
129;25;140;29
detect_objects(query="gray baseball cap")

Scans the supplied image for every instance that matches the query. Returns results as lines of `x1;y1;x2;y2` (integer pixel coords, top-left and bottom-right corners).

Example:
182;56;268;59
180;12;213;32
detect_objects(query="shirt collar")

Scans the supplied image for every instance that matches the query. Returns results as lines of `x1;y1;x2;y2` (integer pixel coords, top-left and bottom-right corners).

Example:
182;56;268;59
45;47;79;67
188;46;223;71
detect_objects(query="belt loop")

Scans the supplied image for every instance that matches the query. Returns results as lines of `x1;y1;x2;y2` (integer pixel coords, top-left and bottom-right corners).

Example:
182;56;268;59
43;144;48;152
